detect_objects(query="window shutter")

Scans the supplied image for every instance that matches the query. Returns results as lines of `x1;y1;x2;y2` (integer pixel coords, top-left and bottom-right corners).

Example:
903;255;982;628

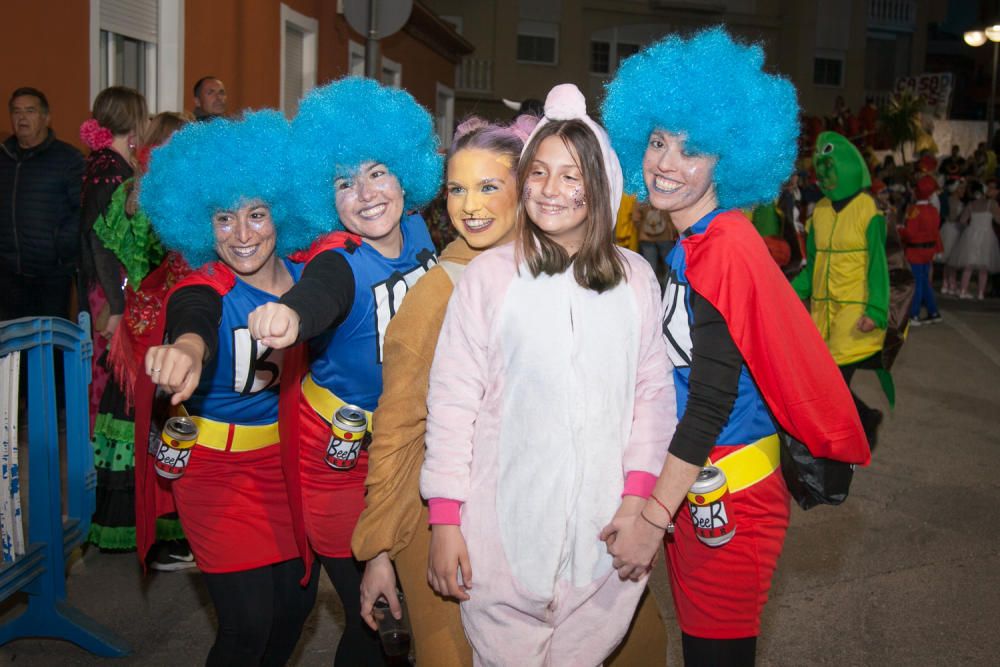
101;0;158;43
284;26;305;116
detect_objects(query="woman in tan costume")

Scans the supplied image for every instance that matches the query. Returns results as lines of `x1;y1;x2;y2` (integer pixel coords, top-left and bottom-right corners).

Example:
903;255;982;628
352;115;667;665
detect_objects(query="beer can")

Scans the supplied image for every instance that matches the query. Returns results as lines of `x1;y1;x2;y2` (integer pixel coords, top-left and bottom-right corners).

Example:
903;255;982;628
686;466;736;547
324;405;368;471
155;416;198;479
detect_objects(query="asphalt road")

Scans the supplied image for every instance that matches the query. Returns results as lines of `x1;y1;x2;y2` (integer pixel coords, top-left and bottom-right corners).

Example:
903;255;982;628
1;297;997;666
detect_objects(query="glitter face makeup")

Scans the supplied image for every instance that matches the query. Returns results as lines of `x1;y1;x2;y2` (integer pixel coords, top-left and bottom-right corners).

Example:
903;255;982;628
333;161;405;257
212;201;278;280
522;135;590;252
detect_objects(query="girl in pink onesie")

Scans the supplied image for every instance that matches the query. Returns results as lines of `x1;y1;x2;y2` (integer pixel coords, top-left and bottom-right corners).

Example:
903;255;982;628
420;84;676;666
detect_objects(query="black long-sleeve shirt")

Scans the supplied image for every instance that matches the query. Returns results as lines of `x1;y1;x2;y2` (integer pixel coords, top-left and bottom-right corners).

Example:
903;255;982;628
279;250;356;341
165;285;222;363
667;289;743;466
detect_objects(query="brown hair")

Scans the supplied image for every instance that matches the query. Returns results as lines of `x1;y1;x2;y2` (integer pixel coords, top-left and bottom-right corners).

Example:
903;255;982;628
128;112;192;216
516;119;625;293
92;86;148;136
142;111;191;148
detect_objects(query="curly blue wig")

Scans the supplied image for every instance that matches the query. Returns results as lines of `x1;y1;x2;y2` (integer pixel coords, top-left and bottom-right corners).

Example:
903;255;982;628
601;26;799;209
289;77;443;236
139;110;310;268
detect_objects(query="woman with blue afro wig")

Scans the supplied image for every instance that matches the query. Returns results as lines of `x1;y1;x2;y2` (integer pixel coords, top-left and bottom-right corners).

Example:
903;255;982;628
245;76;441;666
140;109;311;269
135;110;336;666
601;26;798;210
288;76;442;237
599;26;869;667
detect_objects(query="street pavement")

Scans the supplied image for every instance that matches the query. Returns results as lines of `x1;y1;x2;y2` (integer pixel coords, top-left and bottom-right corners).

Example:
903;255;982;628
1;297;997;666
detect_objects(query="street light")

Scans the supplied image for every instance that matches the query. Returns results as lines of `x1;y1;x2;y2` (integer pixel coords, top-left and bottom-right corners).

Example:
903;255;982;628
965;24;1000;145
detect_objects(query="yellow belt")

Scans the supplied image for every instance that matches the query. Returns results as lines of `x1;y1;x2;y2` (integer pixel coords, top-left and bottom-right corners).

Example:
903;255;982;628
301;373;373;427
709;434;781;493
175;407;279;452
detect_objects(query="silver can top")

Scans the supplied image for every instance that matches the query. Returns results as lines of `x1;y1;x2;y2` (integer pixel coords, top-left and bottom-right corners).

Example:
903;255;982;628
335;405;367;429
689;465;726;495
165;416;198;438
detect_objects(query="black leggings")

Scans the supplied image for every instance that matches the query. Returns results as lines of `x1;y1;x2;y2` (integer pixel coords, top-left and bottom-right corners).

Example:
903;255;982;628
682;633;757;667
317;555;386;667
839;362;878;423
202;558;319;667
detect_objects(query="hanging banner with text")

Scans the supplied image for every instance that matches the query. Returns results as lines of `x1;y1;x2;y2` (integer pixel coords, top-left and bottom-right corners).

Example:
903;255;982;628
895;72;954;118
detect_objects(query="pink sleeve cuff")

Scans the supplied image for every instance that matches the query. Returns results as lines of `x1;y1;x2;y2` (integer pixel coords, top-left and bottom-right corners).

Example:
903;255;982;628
621;471;658;499
427;498;463;525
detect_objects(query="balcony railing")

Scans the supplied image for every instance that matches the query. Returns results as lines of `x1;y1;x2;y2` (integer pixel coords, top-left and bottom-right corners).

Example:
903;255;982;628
868;0;915;32
457;58;493;94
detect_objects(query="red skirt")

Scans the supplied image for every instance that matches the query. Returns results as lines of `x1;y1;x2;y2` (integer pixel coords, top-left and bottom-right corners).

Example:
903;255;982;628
298;399;368;558
171;443;299;573
665;445;791;639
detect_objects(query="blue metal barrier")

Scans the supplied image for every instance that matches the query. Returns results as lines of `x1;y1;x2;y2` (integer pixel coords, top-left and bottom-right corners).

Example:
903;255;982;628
0;315;129;656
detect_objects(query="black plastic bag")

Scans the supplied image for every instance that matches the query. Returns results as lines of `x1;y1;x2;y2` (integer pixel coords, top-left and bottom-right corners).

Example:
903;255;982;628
779;432;855;510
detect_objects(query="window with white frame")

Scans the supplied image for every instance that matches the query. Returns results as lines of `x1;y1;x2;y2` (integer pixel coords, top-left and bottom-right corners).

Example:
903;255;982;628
90;0;184;113
349;41;366;77
517;20;559;65
435;83;455;148
381;56;402;88
348;41;402;87
280;4;318;117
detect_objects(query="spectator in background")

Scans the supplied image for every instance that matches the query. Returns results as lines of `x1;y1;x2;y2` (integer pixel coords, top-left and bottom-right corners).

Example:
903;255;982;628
971;142;997;181
634;200;675;283
915;155;941;212
89;111;193;562
876;154;899;188
777;172;806;273
79;86;148;429
872;179;897;227
940;145;965;182
192;76;227;121
938;179;965;296
900;176;942;325
614;192;639;252
858;97;878;147
952;179;1000;300
0;87;85;321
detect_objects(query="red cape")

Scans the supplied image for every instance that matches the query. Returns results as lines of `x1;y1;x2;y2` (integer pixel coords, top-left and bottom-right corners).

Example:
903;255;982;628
134;262;236;569
683;211;870;466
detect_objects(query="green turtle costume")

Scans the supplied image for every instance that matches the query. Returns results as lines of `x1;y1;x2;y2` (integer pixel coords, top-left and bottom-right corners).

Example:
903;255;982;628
792;132;897;403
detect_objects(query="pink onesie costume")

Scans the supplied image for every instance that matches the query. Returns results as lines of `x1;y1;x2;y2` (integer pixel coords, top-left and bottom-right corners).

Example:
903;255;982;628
421;243;676;666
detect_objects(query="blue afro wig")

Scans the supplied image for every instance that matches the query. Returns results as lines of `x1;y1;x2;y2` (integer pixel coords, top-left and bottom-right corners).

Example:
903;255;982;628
139;110;311;268
289;77;443;237
601;26;799;209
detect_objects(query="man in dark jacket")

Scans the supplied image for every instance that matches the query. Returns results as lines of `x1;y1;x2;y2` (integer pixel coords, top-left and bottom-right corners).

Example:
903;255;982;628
1;87;85;320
